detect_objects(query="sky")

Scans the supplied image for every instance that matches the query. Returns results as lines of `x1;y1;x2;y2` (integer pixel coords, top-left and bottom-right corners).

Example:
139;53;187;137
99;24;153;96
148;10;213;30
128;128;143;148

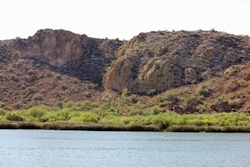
0;0;249;40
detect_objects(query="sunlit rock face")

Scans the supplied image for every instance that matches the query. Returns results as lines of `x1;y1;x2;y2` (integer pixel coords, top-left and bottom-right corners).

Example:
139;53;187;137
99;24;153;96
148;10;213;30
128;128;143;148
12;29;123;83
13;29;91;67
104;30;250;94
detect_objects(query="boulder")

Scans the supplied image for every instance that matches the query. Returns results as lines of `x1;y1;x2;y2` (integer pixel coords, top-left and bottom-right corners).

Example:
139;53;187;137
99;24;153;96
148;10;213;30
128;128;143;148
173;105;185;114
244;72;250;81
217;101;231;112
184;68;197;84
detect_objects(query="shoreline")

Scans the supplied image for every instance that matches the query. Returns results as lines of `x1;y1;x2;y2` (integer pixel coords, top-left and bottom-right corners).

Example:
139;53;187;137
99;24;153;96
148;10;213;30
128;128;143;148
1;121;250;132
0;121;159;131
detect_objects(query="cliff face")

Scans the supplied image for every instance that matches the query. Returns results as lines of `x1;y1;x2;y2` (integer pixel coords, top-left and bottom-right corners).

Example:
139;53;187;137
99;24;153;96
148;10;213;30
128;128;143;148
14;29;90;67
104;30;250;94
12;29;122;83
0;29;123;109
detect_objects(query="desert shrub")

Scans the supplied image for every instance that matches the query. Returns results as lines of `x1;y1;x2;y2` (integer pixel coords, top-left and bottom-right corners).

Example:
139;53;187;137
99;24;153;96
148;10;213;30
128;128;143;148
97;103;119;117
100;116;132;125
182;95;197;108
0;108;6;116
79;101;93;111
56;109;69;120
120;117;132;124
187;119;207;126
236;79;248;87
20;107;48;122
165;91;178;102
39;112;58;122
228;98;242;108
28;101;37;108
129;95;138;103
55;108;74;121
130;108;144;116
63;101;75;108
196;104;207;113
216;94;231;103
224;66;239;75
182;89;191;95
5;112;25;121
196;85;210;97
237;121;250;126
32;94;43;101
154;96;165;103
26;106;47;118
98;103;111;111
122;88;131;97
211;112;250;126
98;116;115;125
92;107;102;116
0;115;5;121
83;91;91;98
57;102;63;108
149;106;163;115
70;112;98;123
0;102;6;108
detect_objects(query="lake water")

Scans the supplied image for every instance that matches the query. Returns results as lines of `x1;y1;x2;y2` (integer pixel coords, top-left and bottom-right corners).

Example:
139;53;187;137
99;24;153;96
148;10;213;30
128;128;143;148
0;130;250;167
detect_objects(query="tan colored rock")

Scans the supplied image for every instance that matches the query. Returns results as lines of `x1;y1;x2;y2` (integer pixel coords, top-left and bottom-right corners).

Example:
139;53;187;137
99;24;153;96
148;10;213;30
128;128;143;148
103;57;184;94
185;68;197;84
104;30;250;94
14;29;91;67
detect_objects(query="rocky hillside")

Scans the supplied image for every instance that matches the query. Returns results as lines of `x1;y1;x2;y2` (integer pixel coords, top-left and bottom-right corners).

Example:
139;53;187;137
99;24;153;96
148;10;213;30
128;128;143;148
13;29;122;83
104;30;250;94
0;29;250;111
0;29;122;109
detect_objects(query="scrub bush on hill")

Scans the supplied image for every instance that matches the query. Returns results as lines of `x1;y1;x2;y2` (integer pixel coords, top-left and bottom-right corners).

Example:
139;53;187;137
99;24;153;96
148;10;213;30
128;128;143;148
1;93;250;131
0;108;6;116
196;85;210;97
70;112;98;123
0;108;6;121
0;102;6;108
5;112;25;121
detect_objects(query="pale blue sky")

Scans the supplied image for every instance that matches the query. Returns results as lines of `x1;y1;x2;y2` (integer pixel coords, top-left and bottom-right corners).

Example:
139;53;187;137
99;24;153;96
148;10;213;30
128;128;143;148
1;0;249;40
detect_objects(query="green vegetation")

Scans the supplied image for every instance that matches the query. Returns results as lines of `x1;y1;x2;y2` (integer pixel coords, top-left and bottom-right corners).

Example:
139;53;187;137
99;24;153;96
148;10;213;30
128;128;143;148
0;98;250;132
196;85;210;97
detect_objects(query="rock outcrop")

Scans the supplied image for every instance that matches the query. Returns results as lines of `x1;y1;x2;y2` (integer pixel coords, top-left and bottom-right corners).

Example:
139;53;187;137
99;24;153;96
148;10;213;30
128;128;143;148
211;101;231;112
104;30;250;94
13;29;89;67
12;29;122;83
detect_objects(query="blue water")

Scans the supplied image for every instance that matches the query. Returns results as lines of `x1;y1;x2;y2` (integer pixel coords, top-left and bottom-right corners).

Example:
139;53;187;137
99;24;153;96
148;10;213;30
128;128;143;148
0;130;250;167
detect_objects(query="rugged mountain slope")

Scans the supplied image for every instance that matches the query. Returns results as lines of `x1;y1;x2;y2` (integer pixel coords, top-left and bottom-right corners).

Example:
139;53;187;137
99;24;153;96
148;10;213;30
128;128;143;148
0;29;250;112
104;30;250;94
0;29;122;109
13;29;122;83
149;62;250;114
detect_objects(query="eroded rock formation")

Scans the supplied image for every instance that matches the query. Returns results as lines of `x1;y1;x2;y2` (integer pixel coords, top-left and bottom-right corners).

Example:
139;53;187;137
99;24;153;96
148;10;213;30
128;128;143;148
104;30;250;94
